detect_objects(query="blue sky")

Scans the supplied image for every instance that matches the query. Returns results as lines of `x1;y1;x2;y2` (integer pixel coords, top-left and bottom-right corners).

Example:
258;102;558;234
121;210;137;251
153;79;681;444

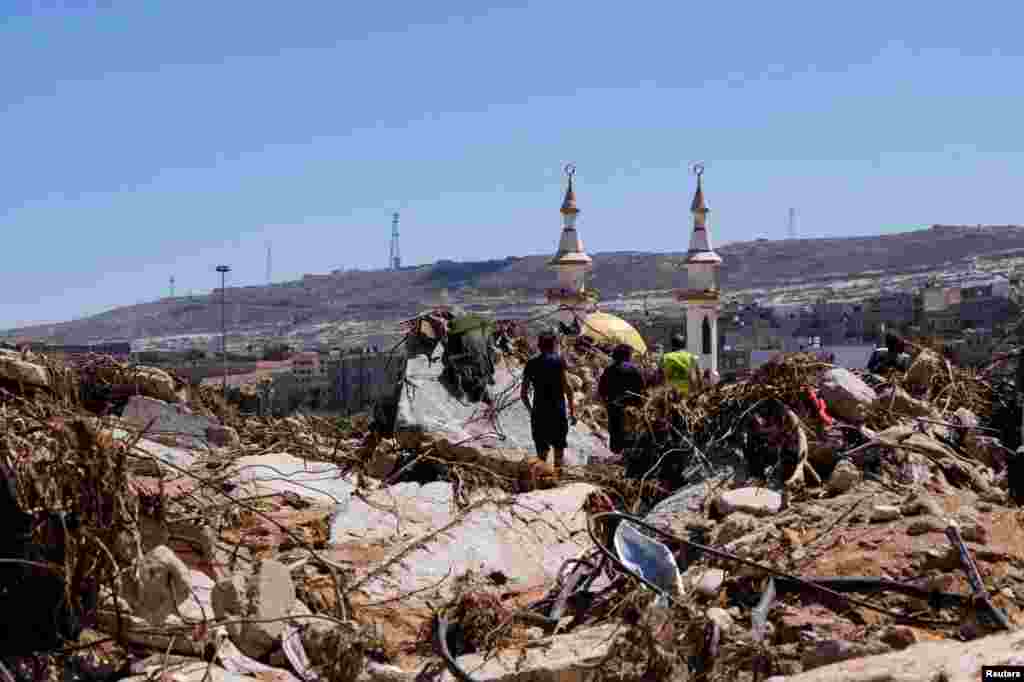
2;1;1023;329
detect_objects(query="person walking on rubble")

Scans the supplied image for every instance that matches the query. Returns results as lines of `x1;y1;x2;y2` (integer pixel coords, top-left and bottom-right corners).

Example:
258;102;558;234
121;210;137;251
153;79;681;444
598;344;646;454
661;334;703;395
521;330;577;473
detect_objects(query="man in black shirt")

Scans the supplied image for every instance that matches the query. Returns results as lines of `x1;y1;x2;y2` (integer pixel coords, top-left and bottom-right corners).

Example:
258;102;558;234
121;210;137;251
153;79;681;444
521;330;577;471
598;344;646;454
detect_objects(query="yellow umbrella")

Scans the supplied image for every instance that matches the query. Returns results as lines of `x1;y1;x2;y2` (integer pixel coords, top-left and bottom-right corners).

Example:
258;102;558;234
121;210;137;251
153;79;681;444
580;312;648;355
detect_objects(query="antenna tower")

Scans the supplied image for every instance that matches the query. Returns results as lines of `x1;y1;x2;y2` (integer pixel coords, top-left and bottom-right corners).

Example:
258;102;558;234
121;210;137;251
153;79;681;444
169;276;175;298
788;208;796;239
266;241;272;284
389;212;402;270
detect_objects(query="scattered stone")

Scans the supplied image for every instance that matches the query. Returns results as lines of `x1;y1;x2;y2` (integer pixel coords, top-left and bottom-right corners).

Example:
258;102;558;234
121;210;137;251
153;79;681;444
715;487;783;517
713;512;760;545
828;460;862;494
871;504;901;522
818;369;877;423
301;620;367;681
694;568;726;598
130;365;181;403
0;350;49;387
957;519;990;544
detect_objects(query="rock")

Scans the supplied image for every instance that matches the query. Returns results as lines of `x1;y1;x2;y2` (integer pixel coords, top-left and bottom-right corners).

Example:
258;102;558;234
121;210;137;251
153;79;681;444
205;424;240;447
130;365;180;403
871;504;901;522
706;607;734;632
963;434;1012;471
957;518;990;544
122;395;216;445
801;639;891;671
566;373;583;392
213;560;296;659
877;386;935;418
828;460;862;494
906;517;946;536
715;487;783;517
905;350;944;396
695;568;726;597
0;350;49;387
818;369;877;423
713;512;760;545
761;625;1024;682
880;625;918;650
438;624;618;682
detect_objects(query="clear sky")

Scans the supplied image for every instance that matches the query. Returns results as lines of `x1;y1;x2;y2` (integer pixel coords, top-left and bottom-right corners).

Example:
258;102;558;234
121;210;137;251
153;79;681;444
2;1;1023;329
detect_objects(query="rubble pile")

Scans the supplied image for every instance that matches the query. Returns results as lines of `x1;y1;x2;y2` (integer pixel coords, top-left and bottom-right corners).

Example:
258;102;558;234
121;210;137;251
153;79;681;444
1;343;1024;682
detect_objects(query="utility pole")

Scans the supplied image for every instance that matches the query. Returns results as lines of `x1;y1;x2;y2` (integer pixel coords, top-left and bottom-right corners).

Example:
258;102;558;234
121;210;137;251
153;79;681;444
169;275;175;298
389;212;401;270
788;208;796;239
216;265;231;401
266;241;272;284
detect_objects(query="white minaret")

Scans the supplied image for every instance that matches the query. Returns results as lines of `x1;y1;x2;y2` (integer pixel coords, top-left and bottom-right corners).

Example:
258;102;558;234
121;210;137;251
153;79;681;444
675;163;723;375
546;164;595;327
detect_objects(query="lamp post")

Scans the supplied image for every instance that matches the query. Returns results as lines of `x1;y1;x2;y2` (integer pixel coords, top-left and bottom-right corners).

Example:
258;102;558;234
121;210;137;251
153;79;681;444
216;265;231;401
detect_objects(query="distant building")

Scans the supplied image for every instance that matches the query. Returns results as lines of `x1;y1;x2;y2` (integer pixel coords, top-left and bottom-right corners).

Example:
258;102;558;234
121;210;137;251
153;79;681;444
291;352;326;384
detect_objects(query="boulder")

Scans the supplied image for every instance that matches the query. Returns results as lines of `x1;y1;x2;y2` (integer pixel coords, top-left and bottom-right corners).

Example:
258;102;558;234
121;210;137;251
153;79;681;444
715;487;783;517
818;369;877;423
763;626;1024;682
828;460;862;494
0;350;49;387
212;560;296;659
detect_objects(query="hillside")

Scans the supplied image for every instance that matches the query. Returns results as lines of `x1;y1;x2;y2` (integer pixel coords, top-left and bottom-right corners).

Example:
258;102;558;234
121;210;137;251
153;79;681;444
6;224;1024;344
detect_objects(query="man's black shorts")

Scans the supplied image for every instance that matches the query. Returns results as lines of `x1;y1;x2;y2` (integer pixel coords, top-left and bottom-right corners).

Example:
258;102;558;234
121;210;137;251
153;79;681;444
531;409;569;452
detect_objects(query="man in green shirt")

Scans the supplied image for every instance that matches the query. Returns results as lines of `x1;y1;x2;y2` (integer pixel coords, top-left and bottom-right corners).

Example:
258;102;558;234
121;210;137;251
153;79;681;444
660;334;703;395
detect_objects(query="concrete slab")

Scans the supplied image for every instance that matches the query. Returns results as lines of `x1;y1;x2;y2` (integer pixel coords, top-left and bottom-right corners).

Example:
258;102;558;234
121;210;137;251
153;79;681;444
329;481;597;603
396;355;615;467
232;452;354;506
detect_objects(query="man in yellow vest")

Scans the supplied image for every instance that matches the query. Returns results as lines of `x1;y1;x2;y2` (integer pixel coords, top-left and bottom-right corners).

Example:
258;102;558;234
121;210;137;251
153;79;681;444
661;334;703;396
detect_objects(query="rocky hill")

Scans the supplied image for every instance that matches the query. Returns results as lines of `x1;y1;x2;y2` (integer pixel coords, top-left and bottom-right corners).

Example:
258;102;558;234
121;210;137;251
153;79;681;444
6;224;1024;344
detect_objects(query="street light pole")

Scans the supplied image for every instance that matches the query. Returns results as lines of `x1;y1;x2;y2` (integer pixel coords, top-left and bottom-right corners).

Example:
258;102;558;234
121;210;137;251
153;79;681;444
216;265;231;401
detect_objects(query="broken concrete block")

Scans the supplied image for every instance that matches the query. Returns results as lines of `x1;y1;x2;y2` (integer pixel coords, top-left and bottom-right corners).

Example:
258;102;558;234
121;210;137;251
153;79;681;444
129;365;180;403
213;560;296;659
715;487;782;517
